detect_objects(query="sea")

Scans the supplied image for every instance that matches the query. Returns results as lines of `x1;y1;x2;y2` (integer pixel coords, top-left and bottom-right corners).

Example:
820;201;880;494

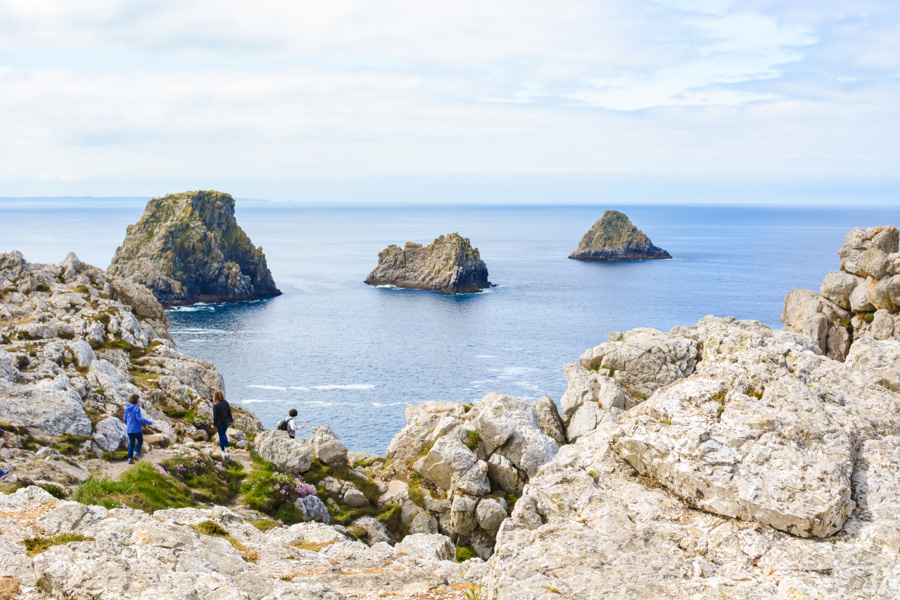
2;200;898;453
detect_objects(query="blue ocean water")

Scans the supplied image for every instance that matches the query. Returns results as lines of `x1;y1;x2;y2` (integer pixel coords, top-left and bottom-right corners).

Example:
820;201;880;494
2;201;898;452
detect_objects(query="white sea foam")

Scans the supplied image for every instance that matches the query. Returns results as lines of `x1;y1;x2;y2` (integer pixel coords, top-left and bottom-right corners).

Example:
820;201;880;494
170;328;229;334
247;385;287;391
239;399;267;404
168;305;215;313
375;284;398;289
311;384;375;391
289;386;310;391
302;401;333;406
372;401;405;407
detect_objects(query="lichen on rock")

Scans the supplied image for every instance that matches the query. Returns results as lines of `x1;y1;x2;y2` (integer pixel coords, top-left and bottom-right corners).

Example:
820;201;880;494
108;190;280;306
365;232;492;294
569;210;672;261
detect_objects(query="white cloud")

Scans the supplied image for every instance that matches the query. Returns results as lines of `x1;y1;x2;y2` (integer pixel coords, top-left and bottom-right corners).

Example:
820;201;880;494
0;0;897;200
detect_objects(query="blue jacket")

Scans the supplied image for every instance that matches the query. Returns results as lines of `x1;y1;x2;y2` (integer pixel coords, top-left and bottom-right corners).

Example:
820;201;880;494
124;403;152;434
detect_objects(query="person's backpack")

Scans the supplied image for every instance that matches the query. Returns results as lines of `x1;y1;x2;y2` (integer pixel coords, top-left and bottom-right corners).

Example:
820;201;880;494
276;417;290;432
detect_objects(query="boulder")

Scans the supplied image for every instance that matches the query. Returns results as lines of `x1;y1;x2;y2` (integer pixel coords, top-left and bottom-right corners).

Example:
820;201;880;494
820;271;862;309
253;430;313;474
533;395;567;446
409;512;439;535
782;288;852;360
385;401;466;465
311;425;348;466
394;533;455;561
569;210;671;261
476;498;508;533
0;379;91;436
413;435;489;494
364;233;492;294
294;494;331;524
487;453;521;493
450;493;479;537
468;394;559;475
342;488;369;508
352;516;394;546
93;416;127;452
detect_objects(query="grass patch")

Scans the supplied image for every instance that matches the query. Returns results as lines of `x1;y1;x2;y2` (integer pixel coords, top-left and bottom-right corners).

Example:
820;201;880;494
249;519;279;532
0;576;20;600
240;452;317;525
352;457;379;468
747;388;763;400
863;313;875;324
160;454;244;505
710;391;726;404
190;520;257;561
464;429;482;451
37;484;67;500
456;545;476;562
34;282;51;294
52;434;91;456
24;533;91;557
292;540;335;552
73;462;196;511
101;450;130;462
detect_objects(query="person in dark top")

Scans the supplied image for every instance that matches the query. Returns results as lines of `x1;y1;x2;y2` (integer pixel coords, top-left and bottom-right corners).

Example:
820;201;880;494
124;394;153;464
212;389;233;458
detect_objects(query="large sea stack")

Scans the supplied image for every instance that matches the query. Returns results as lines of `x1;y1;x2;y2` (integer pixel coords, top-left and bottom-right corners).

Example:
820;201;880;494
108;190;280;306
570;210;672;261
365;232;492;294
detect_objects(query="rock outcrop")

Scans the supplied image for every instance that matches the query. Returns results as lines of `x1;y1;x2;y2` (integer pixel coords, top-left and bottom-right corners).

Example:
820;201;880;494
108;190;280;306
0;487;482;600
783;225;900;360
382;393;559;558
569;210;672;261
0;251;261;487
365;233;492;294
485;316;900;599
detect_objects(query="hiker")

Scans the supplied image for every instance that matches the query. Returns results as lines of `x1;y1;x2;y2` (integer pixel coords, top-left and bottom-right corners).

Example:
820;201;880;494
211;389;233;458
0;428;7;481
124;394;153;464
276;408;307;438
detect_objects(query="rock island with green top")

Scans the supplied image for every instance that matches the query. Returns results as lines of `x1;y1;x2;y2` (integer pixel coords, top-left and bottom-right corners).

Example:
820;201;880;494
570;210;672;261
108;190;280;306
365;232;492;294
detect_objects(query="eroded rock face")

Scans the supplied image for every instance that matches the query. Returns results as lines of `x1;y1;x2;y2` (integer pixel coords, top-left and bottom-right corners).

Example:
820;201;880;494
783;225;900;360
0;251;261;469
569;210;672;261
364;233;492;294
108;190;280;306
0;487;479;600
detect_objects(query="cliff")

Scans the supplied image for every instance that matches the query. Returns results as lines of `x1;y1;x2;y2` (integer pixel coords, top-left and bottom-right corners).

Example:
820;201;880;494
783;225;900;360
108;190;280;306
365;233;492;294
570;210;672;261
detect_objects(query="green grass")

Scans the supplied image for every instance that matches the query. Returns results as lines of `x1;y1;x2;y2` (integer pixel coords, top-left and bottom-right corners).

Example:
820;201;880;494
73;462;197;511
747;388;763;400
160;455;244;505
240;452;313;524
52;434;92;456
456;545;477;562
464;429;482;451
34;282;51;293
37;484;66;499
249;519;279;532
24;534;91;557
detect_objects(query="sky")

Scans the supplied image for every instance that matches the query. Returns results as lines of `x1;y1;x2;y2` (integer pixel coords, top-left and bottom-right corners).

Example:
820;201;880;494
0;0;899;205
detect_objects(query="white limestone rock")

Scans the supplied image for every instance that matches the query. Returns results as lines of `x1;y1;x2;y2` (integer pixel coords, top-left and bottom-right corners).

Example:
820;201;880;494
394;533;455;561
534;395;567;446
413;435;489;494
385;401;466;464
311;424;348;466
253;430;313;474
93;416;127;452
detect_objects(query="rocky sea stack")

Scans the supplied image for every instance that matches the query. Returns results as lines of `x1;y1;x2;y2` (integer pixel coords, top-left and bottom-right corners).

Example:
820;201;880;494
108;191;280;306
570;209;672;261
365;232;492;294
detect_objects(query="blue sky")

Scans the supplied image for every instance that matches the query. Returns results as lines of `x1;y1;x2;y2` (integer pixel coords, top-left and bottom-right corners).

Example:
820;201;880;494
0;0;898;204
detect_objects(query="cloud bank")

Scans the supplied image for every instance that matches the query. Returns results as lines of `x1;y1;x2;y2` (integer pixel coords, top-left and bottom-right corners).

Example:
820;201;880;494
0;0;898;203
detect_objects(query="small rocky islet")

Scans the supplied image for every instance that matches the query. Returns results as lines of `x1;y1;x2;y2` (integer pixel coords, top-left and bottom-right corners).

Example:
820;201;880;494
365;233;492;294
570;209;672;261
108;190;281;306
1;226;900;598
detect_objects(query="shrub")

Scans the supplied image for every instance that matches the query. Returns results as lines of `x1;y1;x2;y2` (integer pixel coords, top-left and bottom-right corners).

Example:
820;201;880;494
159;454;244;505
241;453;317;524
456;545;476;562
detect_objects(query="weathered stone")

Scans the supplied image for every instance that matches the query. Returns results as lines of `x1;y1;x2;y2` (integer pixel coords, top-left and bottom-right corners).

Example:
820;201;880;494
385;401;466;464
253;430;313;474
476;498;508;533
365;233;491;294
352;516;394;546
342;488;369;508
295;494;331;524
394;533;455;561
413;435;488;494
93;416;127;452
569;210;671;261
311;425;348;466
487;453;521;493
820;271;862;309
782;288;852;360
534;395;567;446
409;512;439;535
450;494;479;537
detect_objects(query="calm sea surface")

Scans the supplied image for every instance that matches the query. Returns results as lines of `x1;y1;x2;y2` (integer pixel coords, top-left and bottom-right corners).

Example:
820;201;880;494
2;201;898;452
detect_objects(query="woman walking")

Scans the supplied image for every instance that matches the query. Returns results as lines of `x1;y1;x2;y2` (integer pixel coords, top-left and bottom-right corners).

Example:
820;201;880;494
212;390;233;458
124;394;153;465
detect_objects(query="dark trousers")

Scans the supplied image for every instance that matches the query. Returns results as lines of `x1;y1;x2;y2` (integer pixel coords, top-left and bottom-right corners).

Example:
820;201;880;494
127;432;143;460
217;426;229;451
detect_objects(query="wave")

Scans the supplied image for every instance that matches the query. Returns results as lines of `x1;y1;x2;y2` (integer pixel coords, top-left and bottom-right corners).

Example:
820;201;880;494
311;384;375;391
247;385;287;391
239;399;267;404
289;386;309;391
167;305;215;313
170;328;229;334
301;400;333;406
372;401;406;407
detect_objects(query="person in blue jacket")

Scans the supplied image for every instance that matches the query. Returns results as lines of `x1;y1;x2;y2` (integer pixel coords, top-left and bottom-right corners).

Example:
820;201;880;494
124;393;153;464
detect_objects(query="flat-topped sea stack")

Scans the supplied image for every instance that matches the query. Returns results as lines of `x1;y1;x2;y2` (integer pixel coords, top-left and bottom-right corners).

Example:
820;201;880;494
365;233;492;294
108;190;280;306
570;210;672;261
